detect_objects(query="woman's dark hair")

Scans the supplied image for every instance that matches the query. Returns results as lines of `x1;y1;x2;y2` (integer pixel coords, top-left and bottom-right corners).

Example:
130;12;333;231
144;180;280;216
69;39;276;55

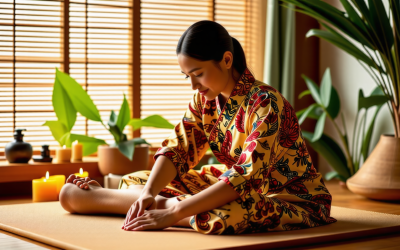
176;20;247;75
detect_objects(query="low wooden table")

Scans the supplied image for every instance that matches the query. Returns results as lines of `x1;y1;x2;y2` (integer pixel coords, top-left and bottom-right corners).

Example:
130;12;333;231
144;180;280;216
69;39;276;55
0;157;102;183
0;157;103;197
1;180;400;249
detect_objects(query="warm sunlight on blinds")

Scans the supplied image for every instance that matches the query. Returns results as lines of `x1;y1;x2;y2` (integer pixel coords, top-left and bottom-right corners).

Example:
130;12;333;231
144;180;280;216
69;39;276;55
0;0;266;152
139;0;213;145
215;0;266;79
0;0;65;151
0;0;133;152
140;0;266;146
68;0;133;145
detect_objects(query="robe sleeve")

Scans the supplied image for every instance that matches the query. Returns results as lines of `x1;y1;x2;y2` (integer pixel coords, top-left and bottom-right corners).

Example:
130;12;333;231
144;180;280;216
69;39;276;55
218;95;280;201
154;93;209;180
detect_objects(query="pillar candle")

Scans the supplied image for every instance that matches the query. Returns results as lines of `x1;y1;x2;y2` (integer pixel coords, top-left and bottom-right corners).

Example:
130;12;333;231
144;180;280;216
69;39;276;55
74;168;89;178
55;145;71;163
42;172;65;197
71;140;83;162
32;177;58;202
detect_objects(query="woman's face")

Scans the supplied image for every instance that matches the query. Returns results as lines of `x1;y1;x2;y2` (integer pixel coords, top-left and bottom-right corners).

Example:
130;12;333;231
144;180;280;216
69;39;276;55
177;52;235;101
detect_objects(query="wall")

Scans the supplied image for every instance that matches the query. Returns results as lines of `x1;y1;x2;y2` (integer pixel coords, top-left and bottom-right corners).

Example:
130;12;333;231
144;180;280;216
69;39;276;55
318;0;393;175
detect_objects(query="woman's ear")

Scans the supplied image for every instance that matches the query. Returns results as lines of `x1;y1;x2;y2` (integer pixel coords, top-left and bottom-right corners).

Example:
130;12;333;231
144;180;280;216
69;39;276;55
222;51;234;69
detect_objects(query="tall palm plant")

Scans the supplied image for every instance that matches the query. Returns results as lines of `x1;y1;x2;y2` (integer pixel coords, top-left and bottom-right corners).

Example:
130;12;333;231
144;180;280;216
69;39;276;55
282;0;399;136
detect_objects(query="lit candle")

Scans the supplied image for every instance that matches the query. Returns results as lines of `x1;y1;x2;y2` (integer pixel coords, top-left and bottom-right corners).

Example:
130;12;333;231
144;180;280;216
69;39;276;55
41;171;65;197
71;140;83;162
74;168;89;178
32;173;58;202
55;145;71;163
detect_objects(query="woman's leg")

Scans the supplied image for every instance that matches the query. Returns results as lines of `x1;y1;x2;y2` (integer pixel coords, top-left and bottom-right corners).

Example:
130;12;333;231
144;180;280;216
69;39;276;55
59;175;190;227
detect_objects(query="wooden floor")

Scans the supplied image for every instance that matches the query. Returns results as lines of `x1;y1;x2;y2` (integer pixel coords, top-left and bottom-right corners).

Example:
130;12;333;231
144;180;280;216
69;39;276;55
1;180;400;250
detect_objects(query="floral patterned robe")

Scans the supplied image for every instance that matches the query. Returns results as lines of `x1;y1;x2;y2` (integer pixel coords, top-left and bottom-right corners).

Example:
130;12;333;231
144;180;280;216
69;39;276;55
119;69;337;235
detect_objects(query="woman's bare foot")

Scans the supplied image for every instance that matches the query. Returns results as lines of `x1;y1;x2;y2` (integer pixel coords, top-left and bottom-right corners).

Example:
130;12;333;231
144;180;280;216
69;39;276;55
66;174;102;190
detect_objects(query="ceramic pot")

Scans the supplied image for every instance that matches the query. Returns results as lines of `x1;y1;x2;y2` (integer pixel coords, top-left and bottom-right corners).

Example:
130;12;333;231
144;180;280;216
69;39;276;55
347;135;400;200
98;144;149;176
5;128;33;163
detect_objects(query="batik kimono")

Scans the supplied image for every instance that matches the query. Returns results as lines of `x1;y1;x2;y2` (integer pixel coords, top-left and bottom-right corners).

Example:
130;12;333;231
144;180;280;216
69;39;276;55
119;69;337;235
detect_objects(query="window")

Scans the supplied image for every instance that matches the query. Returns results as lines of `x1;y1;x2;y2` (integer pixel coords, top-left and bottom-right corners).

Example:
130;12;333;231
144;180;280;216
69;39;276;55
0;0;266;153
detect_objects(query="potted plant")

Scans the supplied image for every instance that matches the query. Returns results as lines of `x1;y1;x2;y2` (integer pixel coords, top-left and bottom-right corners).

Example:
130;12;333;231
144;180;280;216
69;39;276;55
297;68;387;185
282;0;400;200
44;68;174;175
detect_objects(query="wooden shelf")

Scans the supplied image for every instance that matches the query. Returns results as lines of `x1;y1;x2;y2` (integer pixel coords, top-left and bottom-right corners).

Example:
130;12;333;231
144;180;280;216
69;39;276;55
0;157;102;183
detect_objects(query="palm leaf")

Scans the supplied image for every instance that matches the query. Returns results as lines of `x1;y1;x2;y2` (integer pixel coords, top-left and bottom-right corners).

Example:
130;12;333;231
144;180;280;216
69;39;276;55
307;26;376;70
360;86;388;160
303;131;350;179
358;89;388;111
340;0;368;33
361;105;383;161
283;0;374;48
350;0;372;24
368;0;394;53
392;0;400;38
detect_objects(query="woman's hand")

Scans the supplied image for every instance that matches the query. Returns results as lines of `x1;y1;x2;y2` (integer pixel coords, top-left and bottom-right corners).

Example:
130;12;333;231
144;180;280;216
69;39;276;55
123;206;180;231
122;193;157;229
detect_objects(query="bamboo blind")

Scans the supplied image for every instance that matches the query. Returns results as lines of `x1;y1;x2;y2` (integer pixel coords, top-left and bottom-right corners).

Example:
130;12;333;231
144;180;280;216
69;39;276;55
0;0;266;152
140;0;266;145
0;0;133;151
1;0;68;152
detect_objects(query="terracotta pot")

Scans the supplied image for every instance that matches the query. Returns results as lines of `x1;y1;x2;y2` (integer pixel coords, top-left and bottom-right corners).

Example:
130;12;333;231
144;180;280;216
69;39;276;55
97;144;149;176
347;135;400;200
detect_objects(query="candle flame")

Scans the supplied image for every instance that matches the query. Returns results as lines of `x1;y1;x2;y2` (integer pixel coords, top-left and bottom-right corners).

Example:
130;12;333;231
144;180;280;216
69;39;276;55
73;140;78;145
44;179;47;182
46;171;49;179
80;168;83;175
63;145;66;149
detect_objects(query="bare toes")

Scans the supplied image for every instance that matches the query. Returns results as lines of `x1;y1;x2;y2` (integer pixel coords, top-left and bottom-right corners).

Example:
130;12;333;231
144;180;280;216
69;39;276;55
87;180;102;187
66;174;76;183
73;178;83;184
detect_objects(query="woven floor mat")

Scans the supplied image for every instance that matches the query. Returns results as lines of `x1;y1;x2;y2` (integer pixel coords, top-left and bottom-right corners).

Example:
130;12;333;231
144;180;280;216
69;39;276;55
1;202;400;250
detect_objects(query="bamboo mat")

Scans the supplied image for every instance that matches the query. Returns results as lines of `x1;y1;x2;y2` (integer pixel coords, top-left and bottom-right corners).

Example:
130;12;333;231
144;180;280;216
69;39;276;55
0;202;400;250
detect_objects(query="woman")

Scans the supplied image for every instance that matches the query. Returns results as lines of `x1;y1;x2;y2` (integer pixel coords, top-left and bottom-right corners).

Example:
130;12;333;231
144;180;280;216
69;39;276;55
60;20;336;235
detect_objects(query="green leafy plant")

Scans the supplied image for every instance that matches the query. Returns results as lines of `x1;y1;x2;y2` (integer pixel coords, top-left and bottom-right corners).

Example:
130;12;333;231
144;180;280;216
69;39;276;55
297;68;388;181
43;68;174;160
282;0;400;137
